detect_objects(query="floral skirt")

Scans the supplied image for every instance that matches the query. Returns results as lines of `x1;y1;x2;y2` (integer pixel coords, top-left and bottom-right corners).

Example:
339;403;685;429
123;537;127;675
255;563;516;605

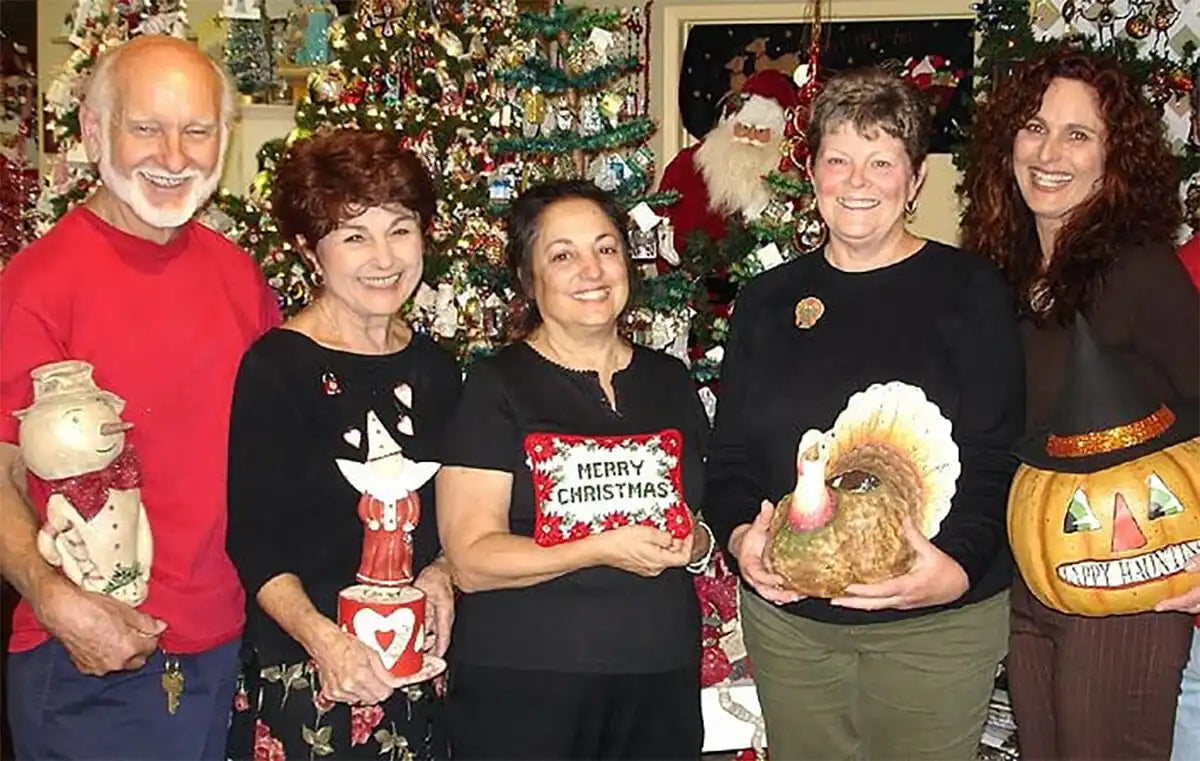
227;658;445;761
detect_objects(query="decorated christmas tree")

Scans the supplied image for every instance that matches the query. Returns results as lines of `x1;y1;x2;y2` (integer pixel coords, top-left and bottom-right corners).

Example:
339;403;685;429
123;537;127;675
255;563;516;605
485;1;692;359
31;0;190;233
211;0;525;361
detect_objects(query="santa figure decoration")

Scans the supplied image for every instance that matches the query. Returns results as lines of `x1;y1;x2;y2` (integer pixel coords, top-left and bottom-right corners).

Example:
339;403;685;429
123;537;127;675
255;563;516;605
15;360;152;606
658;68;799;252
335;407;445;681
335;409;438;587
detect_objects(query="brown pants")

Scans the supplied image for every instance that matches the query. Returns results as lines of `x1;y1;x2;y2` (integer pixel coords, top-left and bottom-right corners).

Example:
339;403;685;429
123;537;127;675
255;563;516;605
1008;578;1193;761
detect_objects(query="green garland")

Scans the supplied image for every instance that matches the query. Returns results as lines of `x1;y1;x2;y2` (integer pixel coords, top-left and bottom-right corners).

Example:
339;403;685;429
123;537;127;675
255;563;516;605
516;5;623;40
489;116;655;154
496;54;642;94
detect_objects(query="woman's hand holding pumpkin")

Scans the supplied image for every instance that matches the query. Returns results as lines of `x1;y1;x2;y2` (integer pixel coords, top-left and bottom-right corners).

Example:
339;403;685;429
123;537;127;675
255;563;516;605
832;517;968;611
730;501;805;605
1153;554;1200;615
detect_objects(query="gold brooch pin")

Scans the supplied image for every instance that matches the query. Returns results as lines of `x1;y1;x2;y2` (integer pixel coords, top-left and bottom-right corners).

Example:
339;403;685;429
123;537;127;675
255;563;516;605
794;296;825;329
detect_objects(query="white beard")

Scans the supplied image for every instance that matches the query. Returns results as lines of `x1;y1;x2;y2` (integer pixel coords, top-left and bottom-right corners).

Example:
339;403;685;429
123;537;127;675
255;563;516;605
97;128;225;230
694;123;783;217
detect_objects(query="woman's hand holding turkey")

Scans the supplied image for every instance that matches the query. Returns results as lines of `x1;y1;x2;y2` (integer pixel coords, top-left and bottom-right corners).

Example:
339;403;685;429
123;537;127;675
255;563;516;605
730;501;806;605
832;517;968;611
310;620;403;706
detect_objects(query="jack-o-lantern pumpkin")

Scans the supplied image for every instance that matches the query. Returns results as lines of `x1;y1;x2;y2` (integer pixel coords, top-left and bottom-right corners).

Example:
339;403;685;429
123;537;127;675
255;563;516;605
1007;317;1200;617
1009;439;1200;616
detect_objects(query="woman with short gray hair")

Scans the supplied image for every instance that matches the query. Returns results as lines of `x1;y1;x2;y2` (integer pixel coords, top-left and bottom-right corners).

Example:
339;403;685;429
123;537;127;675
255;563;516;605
705;67;1024;759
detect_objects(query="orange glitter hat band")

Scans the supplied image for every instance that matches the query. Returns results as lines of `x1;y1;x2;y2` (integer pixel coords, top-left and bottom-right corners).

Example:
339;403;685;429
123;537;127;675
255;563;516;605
1045;405;1177;459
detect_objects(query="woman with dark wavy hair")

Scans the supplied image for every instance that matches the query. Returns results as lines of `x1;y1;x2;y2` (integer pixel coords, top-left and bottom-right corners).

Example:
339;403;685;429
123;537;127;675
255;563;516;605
961;49;1200;759
224;128;461;760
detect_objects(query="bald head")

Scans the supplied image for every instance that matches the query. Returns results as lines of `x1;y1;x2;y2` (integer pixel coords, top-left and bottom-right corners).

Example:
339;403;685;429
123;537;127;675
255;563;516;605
84;35;236;131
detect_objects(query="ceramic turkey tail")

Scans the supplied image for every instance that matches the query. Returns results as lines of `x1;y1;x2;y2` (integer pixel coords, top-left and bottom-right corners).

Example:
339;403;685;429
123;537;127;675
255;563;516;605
825;381;961;538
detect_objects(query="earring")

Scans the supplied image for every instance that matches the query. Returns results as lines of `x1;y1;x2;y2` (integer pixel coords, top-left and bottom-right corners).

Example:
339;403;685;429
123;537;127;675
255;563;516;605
904;199;918;217
310;269;325;287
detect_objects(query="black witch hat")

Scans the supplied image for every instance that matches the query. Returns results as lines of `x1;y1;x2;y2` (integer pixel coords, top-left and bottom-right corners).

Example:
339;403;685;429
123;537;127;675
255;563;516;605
1014;315;1198;473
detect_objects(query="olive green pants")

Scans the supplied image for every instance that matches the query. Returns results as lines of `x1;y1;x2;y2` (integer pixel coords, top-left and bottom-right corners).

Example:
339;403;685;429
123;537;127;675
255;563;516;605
741;591;1009;761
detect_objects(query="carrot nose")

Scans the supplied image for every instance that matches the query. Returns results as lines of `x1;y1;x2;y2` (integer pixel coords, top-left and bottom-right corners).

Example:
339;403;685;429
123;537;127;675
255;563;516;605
99;421;134;436
1111;493;1147;553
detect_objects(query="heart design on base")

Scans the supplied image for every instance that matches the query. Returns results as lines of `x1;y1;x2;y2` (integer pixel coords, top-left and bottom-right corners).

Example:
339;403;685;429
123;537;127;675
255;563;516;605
352;608;415;669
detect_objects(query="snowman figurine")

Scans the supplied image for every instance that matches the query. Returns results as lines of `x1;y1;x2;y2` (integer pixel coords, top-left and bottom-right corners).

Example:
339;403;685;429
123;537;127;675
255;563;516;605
14;360;152;606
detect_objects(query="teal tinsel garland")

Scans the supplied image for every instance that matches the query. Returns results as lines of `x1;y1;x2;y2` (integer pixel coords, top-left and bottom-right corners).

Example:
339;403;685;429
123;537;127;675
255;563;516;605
496;55;642;93
490;116;654;154
517;6;622;40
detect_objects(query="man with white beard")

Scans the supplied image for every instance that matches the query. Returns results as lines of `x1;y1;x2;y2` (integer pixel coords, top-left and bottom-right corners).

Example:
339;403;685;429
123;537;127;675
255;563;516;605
659;69;798;253
0;35;279;759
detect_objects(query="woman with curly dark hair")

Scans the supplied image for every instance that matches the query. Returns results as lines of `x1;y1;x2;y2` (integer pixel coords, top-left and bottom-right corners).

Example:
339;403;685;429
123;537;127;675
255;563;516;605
224;128;461;760
961;49;1200;759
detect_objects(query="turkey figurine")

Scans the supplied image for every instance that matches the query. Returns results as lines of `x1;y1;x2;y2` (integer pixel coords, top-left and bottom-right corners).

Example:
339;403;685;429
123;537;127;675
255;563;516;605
767;381;961;598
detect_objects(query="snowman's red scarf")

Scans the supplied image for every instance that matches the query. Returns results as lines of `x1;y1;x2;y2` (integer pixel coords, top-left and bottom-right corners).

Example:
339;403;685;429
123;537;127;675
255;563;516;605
39;446;142;521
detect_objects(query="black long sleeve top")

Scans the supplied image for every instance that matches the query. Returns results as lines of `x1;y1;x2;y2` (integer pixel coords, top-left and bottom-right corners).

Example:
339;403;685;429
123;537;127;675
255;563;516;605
705;241;1026;625
226;329;462;665
440;343;706;673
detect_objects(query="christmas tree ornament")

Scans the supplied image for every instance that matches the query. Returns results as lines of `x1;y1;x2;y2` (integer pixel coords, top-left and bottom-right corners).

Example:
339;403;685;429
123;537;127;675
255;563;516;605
657;221;680;267
629;226;659;261
599;90;624;126
437;27;465;57
579;94;604;136
1125;12;1153;39
310;67;346;102
554;105;575;132
795;215;828;253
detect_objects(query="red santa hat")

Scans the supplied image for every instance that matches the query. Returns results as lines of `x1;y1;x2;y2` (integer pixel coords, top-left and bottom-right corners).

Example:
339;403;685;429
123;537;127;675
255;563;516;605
723;69;798;133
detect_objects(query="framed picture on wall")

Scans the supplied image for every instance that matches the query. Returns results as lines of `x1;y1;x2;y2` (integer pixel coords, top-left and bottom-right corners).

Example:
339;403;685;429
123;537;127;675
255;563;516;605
656;0;977;161
676;18;973;151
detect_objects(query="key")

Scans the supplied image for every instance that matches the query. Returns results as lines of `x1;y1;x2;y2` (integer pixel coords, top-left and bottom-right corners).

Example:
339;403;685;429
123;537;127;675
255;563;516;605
162;657;184;715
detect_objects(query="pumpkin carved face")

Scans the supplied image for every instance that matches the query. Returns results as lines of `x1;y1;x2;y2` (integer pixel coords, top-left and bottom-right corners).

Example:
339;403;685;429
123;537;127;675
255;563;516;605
1008;438;1200;616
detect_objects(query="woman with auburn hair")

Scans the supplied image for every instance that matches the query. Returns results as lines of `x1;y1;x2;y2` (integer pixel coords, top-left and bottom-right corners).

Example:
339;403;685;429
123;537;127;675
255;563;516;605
961;49;1200;759
225;128;460;760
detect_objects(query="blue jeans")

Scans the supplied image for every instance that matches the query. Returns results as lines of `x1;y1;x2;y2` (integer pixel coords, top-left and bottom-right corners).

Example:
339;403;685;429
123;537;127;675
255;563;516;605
6;638;240;761
1175;628;1200;761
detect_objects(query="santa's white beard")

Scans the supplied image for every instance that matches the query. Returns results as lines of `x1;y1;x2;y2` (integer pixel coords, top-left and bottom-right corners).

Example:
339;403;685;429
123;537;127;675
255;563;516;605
694;124;783;216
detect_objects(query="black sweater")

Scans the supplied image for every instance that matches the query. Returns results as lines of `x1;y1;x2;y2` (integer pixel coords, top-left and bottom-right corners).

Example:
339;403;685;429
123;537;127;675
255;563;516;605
226;329;462;665
441;342;705;673
705;241;1025;625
